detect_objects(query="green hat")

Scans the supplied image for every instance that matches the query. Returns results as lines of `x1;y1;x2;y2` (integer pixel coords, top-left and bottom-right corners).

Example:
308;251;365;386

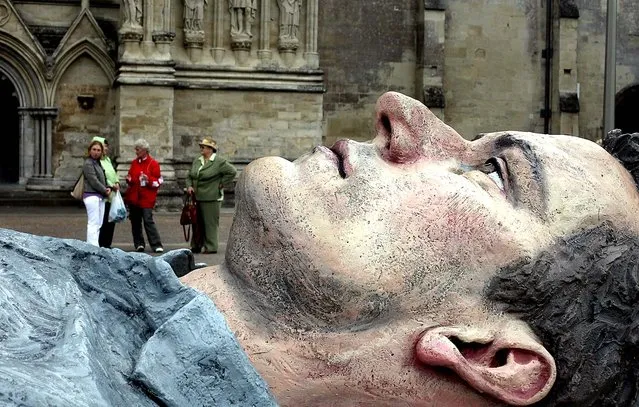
92;136;107;145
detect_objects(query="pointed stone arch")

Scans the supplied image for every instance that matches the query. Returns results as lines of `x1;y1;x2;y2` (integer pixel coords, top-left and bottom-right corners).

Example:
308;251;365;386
51;40;116;96
0;32;50;184
615;84;639;134
0;31;46;107
50;40;116;186
48;8;115;98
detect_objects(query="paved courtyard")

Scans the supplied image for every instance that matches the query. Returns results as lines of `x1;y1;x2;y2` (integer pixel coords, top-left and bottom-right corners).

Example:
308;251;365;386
0;205;235;266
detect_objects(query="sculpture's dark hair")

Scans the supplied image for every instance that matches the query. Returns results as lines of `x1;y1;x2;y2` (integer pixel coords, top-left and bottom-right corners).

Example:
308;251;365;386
602;129;639;187
486;221;639;406
485;131;639;405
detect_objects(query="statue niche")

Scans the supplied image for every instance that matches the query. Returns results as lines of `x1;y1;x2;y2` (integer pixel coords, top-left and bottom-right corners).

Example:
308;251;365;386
121;0;143;31
277;0;301;66
183;0;207;59
184;0;207;31
119;0;144;62
228;0;257;41
277;0;301;44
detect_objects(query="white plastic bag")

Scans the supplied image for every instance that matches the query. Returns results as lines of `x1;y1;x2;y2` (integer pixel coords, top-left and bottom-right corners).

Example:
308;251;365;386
108;191;127;223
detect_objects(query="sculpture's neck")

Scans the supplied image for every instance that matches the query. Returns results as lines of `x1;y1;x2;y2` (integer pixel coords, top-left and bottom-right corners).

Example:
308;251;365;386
181;264;314;396
182;264;292;347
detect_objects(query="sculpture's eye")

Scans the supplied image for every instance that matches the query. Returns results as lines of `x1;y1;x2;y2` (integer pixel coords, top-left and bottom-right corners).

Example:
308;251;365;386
481;157;508;192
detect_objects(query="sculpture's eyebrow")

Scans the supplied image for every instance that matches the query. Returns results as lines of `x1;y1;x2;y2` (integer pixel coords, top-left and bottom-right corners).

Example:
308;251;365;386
493;134;547;216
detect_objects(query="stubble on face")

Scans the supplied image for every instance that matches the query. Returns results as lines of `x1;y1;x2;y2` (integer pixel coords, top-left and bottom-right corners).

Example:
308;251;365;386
226;156;535;338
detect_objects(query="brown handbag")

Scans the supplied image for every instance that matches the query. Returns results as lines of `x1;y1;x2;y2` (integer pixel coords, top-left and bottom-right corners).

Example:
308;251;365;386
70;174;85;200
180;195;198;241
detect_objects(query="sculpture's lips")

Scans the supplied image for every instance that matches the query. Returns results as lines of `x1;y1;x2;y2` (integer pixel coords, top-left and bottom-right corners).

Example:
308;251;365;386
329;139;352;178
313;141;352;178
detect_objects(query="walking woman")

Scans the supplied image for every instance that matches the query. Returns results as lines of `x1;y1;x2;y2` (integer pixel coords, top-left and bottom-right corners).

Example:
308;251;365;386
83;140;111;246
186;138;237;254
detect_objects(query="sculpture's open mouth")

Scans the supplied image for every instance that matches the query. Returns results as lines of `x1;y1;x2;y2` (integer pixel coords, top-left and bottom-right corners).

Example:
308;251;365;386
330;140;351;178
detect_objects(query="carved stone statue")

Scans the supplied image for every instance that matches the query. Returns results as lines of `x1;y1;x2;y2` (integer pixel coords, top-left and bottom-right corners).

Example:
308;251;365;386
277;0;301;41
183;0;207;31
121;0;143;29
228;0;257;39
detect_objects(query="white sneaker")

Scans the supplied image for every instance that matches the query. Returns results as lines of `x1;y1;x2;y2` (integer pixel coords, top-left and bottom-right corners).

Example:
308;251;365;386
154;247;164;253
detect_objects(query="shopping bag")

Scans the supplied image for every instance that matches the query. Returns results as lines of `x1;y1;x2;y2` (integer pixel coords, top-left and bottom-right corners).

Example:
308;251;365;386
108;191;127;223
70;174;84;200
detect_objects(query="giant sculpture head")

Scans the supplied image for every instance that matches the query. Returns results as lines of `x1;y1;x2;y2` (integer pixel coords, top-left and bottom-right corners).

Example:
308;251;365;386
185;92;639;405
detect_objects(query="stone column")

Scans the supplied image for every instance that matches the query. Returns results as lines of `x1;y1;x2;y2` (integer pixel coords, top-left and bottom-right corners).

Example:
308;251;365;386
416;1;446;120
32;110;56;178
25;108;58;189
161;0;171;29
18;110;25;180
303;0;319;68
17;109;35;182
141;0;156;56
558;3;580;136
211;0;226;63
45;114;52;177
258;0;272;63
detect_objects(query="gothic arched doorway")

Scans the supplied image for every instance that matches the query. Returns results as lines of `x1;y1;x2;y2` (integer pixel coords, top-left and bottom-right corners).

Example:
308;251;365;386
616;85;639;134
0;74;19;183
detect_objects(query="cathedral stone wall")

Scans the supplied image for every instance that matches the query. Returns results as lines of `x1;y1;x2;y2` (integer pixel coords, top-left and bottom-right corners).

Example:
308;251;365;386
319;0;418;146
574;0;639;141
616;0;639;90
15;3;78;26
443;0;546;139
117;85;174;162
317;0;546;142
574;0;608;141
173;89;322;164
2;0;639;203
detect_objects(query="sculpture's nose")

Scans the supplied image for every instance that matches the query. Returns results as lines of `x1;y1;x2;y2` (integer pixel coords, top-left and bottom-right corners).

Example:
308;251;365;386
374;92;467;163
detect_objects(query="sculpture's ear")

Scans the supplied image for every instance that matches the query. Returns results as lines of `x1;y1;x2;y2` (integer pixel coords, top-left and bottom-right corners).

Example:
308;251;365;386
415;322;556;406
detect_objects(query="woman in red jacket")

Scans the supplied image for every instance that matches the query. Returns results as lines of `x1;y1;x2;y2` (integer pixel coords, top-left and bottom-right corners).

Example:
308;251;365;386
125;138;164;253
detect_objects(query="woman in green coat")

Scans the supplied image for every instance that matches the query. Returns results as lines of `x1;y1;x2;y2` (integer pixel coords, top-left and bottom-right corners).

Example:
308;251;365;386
186;138;237;253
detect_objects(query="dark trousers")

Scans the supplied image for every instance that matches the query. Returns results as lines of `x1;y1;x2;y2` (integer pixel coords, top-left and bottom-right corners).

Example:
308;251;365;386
129;205;162;249
98;201;116;248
